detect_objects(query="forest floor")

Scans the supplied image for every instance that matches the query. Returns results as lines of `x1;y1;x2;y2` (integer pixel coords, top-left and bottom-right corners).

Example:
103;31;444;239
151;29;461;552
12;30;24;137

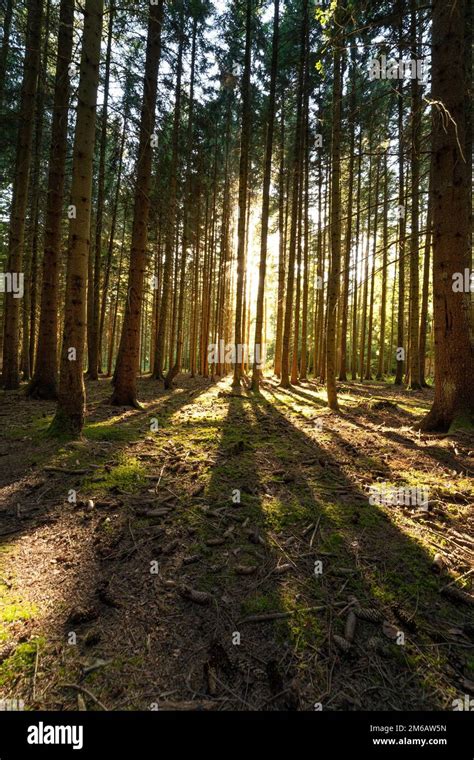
0;375;473;711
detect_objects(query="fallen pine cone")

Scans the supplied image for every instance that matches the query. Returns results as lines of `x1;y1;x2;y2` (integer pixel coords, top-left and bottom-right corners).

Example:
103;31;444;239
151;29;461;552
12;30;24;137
354;607;383;624
234;564;257;575
333;634;351;653
393;605;417;632
206;537;226;546
180;586;213;605
344;611;357;643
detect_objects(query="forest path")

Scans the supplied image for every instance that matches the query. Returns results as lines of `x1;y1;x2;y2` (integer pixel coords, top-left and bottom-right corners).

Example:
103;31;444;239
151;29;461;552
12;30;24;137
0;376;473;710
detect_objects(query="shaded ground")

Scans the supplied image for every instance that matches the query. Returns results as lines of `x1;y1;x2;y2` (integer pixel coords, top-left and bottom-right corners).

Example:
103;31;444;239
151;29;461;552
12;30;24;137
0;374;473;711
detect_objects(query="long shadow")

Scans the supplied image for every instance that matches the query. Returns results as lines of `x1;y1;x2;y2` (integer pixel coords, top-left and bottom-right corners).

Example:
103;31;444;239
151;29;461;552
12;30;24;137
1;379;470;711
217;390;471;711
0;375;215;707
347;410;473;474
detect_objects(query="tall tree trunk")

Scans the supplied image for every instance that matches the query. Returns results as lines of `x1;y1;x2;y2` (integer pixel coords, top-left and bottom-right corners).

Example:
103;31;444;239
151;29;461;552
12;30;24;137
50;0;103;435
280;0;307;388
359;152;372;381
0;0;13;108
165;15;198;389
394;2;406;386
351;132;362;379
98;107;127;372
339;43;356;382
326;1;343;410
365;154;380;380
28;0;74;399
299;40;310;382
2;0;43;389
153;25;183;380
420;0;474;431
376;151;389;380
232;0;252;388
111;0;164;405
407;0;421;389
274;95;286;379
419;180;432;386
252;0;279;392
88;0;114;379
22;0;51;382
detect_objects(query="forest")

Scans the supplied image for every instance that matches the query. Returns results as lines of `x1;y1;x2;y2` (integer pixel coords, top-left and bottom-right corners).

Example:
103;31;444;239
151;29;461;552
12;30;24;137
0;0;473;715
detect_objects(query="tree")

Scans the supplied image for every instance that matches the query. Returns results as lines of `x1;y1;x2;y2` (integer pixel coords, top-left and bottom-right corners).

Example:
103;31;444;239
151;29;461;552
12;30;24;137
49;0;104;435
2;0;43;389
87;0;115;380
251;0;279;392
326;0;343;410
111;0;164;406
152;15;183;381
407;0;421;390
232;0;253;388
420;0;474;431
280;0;307;388
28;0;74;399
165;10;199;390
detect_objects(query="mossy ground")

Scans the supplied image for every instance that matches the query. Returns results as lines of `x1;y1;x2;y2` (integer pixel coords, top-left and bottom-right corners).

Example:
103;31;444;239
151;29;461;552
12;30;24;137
0;375;472;710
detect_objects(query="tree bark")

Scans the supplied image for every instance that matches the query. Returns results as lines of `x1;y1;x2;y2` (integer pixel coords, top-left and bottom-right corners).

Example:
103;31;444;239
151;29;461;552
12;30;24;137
88;1;114;379
50;0;103;435
2;0;43;389
111;0;164;405
419;0;474;431
232;0;252;388
326;1;343;410
252;0;279;392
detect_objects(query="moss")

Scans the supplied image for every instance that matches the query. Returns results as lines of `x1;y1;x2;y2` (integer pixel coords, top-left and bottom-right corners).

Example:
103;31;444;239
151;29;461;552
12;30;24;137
83;454;146;495
241;592;282;617
84;418;137;442
0;638;45;687
0;602;37;624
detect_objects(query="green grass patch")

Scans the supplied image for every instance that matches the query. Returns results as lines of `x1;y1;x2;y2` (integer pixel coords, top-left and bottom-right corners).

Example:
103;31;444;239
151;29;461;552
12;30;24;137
83;454;146;495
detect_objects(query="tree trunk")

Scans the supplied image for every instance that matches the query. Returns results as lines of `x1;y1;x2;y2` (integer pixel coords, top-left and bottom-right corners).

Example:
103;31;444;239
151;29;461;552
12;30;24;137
407;0;421;389
280;0;307;388
152;25;183;380
339;43;356;382
274;95;286;379
394;3;406;386
2;0;43;389
252;0;279;392
232;0;252;388
0;0;13;109
111;0;164;405
165;15;198;389
365;154;380;381
326;1;343;410
420;0;474;431
419;179;432;386
88;1;114;379
50;0;103;435
376;151;389;380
